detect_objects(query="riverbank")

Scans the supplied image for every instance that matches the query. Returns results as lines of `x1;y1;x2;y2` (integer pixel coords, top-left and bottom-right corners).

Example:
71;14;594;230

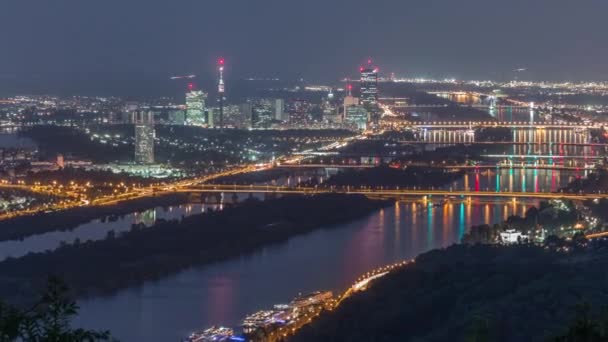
0;194;391;305
290;242;608;342
0;193;191;242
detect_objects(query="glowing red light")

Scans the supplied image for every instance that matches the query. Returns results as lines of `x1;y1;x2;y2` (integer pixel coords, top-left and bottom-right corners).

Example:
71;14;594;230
367;59;372;64
359;67;364;72
188;83;194;90
218;58;225;65
348;84;353;90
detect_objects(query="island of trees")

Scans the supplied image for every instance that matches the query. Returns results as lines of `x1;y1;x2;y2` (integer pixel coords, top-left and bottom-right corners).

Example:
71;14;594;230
304;165;465;189
0;193;190;242
0;194;390;305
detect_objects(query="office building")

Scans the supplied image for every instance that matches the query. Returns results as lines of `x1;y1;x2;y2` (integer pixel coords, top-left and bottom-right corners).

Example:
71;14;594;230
168;110;186;125
133;111;155;164
345;105;368;130
360;63;379;122
239;103;254;129
186;89;207;125
274;99;285;121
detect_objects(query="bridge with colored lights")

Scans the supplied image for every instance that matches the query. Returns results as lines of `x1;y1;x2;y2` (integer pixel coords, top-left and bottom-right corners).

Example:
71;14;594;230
390;140;608;147
275;163;596;172
169;184;607;201
408;121;600;129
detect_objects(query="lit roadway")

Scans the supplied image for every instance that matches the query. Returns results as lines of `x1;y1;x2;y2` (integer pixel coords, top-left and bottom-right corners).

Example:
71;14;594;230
0;127;601;221
89;164;265;207
0;164;266;220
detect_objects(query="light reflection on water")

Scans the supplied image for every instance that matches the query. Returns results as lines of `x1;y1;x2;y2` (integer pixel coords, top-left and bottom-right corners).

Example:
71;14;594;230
74;198;540;342
0;204;219;261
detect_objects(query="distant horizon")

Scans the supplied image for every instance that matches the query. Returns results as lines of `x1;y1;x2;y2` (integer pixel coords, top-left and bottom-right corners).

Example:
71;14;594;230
3;0;607;97
2;71;608;99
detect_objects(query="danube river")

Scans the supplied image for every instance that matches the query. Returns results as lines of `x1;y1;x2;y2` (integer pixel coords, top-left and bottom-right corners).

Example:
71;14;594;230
0;204;219;261
73;197;540;341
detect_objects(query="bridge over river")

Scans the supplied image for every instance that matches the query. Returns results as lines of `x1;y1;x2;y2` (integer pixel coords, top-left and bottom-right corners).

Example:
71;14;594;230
173;184;607;201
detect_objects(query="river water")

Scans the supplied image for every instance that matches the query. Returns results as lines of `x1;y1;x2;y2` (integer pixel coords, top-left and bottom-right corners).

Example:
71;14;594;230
0;204;219;261
0;167;578;262
0;167;576;342
0;130;588;340
72;197;540;341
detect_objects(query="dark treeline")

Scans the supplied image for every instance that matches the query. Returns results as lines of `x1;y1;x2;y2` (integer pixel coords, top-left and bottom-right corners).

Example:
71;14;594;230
291;242;608;342
210;168;291;185
463;200;580;244
25;167;162;187
19;126;131;163
332;139;417;157
306;165;464;188
564;169;608;194
411;105;495;122
0;277;114;341
0;193;189;242
475;126;512;142
394;144;507;166
588;128;608;144
0;194;389;305
587;198;608;222
25;167;165;199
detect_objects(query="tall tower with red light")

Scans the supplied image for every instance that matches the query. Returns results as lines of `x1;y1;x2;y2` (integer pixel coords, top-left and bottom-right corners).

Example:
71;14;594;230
360;58;379;124
218;58;225;129
342;79;359;120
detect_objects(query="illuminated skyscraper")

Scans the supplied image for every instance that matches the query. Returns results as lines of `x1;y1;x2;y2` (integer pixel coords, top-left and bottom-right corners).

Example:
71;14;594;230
239;103;253;129
342;84;359;119
274;99;285;121
289;99;308;124
359;60;379;123
133;111;155;164
186;84;207;125
345;105;368;130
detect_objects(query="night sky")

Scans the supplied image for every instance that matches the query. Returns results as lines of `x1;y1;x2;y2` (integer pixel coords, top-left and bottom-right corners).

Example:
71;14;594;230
1;0;607;95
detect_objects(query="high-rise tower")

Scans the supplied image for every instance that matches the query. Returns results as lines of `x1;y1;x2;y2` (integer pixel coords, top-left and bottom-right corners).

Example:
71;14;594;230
343;83;359;119
359;59;379;123
218;58;225;129
185;83;207;125
133;111;155;164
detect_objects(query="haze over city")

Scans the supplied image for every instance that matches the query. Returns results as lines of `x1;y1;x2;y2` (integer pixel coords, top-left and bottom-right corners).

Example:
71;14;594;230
2;0;608;96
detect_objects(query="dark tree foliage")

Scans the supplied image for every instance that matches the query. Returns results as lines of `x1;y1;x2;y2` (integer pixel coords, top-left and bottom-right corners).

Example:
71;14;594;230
19;126;130;163
307;165;464;188
291;243;608;342
0;277;114;342
564;170;608;194
210;168;291;185
393;144;507;167
551;303;608;342
0;193;189;242
475;127;512;142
